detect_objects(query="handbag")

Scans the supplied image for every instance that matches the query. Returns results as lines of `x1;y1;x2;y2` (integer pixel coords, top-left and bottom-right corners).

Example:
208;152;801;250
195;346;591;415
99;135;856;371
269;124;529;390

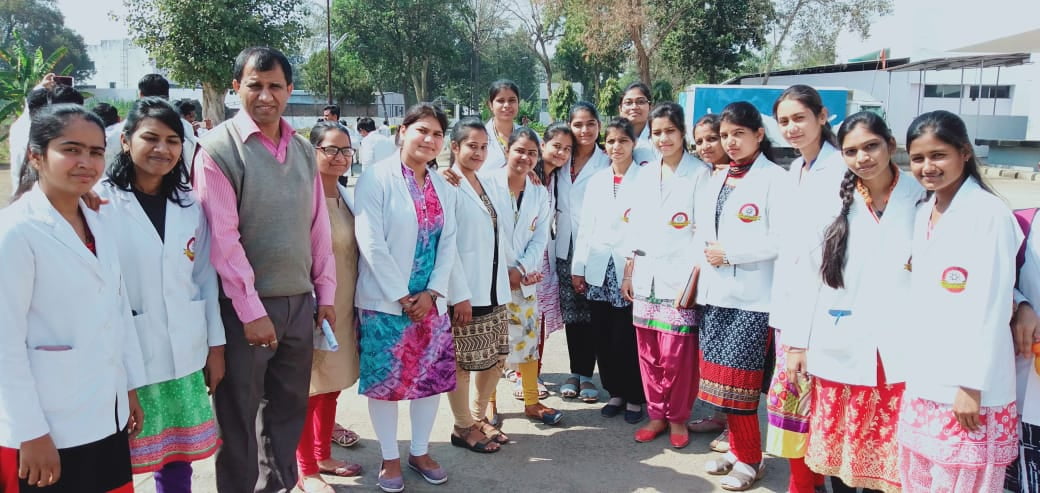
676;264;701;309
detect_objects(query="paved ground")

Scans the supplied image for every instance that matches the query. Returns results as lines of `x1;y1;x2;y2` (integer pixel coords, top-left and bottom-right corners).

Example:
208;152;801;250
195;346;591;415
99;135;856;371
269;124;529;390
0;163;1036;492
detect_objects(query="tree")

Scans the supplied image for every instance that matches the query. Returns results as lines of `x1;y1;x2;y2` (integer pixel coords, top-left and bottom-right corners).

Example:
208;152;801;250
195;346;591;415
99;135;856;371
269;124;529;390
548;82;576;121
505;0;563;101
333;0;465;105
553;5;624;104
458;0;508;112
657;0;773;84
300;48;375;109
0;31;72;137
761;0;892;83
121;0;310;123
0;0;94;80
597;77;621;118
651;79;673;103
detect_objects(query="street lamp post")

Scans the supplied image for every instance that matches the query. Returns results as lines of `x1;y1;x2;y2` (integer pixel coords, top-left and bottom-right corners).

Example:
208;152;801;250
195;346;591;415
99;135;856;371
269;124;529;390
326;0;333;105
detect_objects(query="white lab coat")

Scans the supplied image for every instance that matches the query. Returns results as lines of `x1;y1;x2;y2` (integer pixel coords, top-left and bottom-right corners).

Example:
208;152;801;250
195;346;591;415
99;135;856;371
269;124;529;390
769;143;848;331
625;153;710;299
483;120;517;169
904;178;1020;407
95;182;225;387
693;153;785;313
490;168;551;298
781;171;924;386
556;146;610;260
360;131;397;167
1012;209;1040;425
446;166;512;307
7;112;29;195
632;124;659;166
354;152;459;315
572;162;644;288
0;186;146;449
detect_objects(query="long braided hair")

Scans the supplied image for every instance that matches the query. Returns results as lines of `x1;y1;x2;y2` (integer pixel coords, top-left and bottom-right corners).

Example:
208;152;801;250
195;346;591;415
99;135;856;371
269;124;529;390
819;111;896;289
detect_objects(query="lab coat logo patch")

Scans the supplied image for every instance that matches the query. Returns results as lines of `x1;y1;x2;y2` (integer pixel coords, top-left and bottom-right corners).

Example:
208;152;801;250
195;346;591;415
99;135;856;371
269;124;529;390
737;203;760;223
184;237;196;261
623;208;632;223
941;266;967;293
669;212;690;229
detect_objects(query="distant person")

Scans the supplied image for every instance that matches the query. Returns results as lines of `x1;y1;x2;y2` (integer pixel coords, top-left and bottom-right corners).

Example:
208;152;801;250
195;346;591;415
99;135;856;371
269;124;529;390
90;102;120;128
9;79;85;196
358;117;396;170
106;74;196;170
175;99;211;137
379;119;391;137
323;104;340;122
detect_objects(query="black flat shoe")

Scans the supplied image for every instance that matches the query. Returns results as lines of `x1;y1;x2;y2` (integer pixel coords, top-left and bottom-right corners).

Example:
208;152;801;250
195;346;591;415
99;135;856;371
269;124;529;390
624;408;645;424
601;403;622;417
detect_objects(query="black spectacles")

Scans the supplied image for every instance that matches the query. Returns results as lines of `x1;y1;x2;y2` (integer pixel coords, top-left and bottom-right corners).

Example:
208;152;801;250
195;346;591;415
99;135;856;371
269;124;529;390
316;146;355;157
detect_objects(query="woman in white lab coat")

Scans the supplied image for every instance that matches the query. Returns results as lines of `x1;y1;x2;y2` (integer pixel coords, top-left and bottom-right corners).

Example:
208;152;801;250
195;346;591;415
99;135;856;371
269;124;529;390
618;82;658;165
695;101;785;491
557;102;610;401
443;117;512;453
96;98;224;492
782;112;923;493
764;85;848;493
491;127;564;425
0;104;146;492
354;103;459;491
621;103;709;447
572;117;647;424
1007;209;1040;493
483;80;520;169
897;110;1021;493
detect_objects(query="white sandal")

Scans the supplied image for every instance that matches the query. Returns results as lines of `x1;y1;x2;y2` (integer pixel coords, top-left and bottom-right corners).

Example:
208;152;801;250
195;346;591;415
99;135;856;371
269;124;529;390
704;451;737;475
720;461;765;491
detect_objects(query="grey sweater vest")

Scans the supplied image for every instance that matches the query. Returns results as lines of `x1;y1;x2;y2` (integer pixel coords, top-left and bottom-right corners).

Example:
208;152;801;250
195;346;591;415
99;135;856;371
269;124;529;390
199;121;317;298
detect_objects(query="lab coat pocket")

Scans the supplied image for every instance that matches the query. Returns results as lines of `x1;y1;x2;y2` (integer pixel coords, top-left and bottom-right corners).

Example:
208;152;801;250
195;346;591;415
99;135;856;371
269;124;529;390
28;348;85;413
131;311;156;360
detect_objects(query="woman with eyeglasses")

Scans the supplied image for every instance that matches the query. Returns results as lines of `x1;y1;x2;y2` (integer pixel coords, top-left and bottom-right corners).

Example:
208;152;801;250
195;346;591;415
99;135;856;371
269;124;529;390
293;121;363;493
618;82;658;165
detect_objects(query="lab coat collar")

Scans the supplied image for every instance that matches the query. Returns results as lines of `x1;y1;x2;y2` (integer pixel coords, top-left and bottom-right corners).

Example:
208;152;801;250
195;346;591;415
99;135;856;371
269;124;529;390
25;185;104;278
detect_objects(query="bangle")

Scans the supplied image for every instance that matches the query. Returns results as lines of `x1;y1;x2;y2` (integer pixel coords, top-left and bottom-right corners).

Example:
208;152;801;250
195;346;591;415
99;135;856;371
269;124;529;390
786;348;805;354
623;276;632;281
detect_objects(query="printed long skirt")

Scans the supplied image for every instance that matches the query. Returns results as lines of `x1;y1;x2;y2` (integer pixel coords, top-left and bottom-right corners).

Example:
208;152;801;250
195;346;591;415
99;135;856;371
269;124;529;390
130;370;219;473
697;304;771;415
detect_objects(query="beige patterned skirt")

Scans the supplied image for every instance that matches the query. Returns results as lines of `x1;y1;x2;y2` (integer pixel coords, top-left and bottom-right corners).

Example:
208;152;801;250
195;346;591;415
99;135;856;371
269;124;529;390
452;305;508;371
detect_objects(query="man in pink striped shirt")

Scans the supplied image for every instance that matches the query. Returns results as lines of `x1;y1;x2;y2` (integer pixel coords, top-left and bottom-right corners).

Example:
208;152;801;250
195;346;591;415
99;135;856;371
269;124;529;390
194;46;336;493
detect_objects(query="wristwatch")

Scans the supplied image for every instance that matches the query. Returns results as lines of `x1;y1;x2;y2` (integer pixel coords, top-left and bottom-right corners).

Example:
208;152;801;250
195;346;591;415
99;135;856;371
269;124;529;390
426;289;442;300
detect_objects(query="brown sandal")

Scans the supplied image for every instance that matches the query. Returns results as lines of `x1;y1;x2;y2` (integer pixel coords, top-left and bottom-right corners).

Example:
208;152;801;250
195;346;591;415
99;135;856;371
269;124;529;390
449;425;500;453
478;418;509;444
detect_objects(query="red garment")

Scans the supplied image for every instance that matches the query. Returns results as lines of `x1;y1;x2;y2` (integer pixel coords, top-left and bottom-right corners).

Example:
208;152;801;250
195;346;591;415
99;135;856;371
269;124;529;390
728;412;762;465
788;457;824;493
807;358;905;492
635;326;699;423
194;111;336;323
295;391;341;476
0;447;17;493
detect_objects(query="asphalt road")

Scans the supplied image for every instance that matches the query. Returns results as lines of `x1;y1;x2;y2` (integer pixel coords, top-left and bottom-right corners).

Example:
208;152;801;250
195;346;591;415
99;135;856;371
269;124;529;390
0;164;1036;492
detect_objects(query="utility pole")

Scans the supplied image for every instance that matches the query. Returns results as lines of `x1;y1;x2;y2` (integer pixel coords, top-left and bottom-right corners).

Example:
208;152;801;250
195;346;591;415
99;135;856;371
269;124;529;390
326;0;333;104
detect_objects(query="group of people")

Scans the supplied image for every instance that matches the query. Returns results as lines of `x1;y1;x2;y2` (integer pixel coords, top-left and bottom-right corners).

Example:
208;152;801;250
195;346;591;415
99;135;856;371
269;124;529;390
0;43;1037;493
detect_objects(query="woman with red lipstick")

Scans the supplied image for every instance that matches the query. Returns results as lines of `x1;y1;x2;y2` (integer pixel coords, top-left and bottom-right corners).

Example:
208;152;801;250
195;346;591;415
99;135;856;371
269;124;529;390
694;101;785;491
766;84;848;493
623;103;710;447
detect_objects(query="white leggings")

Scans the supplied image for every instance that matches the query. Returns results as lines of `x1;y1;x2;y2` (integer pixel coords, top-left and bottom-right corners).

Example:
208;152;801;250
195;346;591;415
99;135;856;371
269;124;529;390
367;394;441;460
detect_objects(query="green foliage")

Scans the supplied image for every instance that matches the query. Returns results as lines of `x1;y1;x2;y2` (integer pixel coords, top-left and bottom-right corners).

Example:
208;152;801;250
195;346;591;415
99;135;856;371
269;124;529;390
440;29;540;114
121;0;310;121
548;82;576;122
597;77;622;119
518;99;540;124
0;31;72;138
300;48;375;107
0;0;94;80
332;0;465;104
651;79;674;103
553;3;624;104
657;0;773;84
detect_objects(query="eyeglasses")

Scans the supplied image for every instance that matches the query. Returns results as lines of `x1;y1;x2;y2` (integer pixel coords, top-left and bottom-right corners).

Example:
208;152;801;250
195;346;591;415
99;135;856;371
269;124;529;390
621;98;650;107
316;146;355;157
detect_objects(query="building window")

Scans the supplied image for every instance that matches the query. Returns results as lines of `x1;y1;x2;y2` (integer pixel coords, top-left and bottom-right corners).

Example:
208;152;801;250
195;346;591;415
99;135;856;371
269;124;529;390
924;84;961;98
968;85;1011;99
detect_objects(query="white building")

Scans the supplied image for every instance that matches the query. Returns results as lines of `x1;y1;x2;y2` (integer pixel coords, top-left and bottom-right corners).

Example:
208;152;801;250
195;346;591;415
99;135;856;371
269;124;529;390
82;39;159;89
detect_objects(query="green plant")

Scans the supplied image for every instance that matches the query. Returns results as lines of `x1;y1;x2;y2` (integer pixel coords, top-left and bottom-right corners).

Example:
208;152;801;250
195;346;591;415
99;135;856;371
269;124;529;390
597;77;622;118
548;82;576;122
0;31;73;139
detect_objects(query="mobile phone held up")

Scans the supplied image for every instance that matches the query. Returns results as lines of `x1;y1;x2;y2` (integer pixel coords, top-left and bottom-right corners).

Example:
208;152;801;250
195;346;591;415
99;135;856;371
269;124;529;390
54;76;74;87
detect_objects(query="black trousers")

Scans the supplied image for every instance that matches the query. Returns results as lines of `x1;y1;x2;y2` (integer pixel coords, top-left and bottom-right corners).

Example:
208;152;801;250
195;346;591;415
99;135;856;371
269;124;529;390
214;294;314;493
590;301;646;404
565;320;597;377
18;429;131;493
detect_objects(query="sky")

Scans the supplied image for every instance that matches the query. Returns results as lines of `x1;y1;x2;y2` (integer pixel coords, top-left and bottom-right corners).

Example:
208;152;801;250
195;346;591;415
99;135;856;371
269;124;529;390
55;0;127;44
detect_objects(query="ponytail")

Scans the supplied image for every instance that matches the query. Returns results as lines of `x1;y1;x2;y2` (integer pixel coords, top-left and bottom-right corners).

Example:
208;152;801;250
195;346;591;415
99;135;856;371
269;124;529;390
819;169;857;289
